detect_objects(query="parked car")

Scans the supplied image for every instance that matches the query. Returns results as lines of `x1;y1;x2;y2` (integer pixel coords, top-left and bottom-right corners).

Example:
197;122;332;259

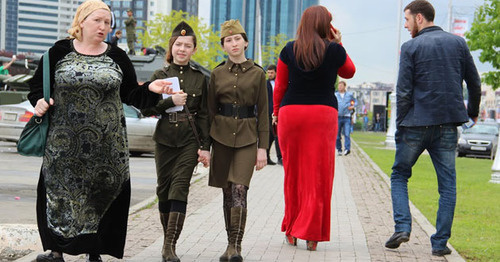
457;122;499;159
0;101;157;155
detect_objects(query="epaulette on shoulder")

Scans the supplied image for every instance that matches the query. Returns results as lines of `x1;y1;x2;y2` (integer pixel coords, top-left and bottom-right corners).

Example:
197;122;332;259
253;61;265;73
189;62;200;72
215;61;226;68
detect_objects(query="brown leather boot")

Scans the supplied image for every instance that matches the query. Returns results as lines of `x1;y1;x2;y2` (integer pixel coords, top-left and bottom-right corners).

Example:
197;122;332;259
228;207;247;262
161;212;185;262
219;207;231;261
160;212;169;236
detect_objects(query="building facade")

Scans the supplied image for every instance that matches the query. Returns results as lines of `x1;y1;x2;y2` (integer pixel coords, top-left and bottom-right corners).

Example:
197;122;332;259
0;0;19;52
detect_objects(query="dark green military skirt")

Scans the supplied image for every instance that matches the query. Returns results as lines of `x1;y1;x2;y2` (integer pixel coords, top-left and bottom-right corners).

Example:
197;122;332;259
209;140;257;188
155;141;199;202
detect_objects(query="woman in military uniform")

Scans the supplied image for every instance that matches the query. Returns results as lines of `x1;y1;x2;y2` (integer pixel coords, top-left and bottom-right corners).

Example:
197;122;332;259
207;20;269;262
141;21;211;262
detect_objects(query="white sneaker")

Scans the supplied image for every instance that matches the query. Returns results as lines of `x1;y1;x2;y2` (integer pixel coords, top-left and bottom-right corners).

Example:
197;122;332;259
343;149;350;156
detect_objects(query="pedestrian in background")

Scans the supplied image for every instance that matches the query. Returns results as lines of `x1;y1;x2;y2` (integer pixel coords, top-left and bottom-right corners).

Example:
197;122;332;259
0;55;16;76
124;8;136;55
110;30;122;46
363;114;369;132
374;113;382;131
385;0;481;257
207;19;269;262
140;21;211;262
28;1;172;261
335;80;356;155
273;5;355;251
266;64;277;165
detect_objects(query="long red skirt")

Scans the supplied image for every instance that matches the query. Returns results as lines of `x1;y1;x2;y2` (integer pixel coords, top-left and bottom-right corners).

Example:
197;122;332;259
278;105;338;242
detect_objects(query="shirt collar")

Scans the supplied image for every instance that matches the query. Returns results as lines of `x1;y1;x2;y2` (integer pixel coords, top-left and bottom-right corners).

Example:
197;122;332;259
226;58;254;73
169;63;189;71
415;26;442;37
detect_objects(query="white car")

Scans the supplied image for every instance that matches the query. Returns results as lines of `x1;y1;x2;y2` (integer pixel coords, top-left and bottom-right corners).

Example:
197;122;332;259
0;101;157;156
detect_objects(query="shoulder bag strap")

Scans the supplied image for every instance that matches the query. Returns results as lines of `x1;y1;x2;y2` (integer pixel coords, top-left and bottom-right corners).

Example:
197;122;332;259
184;106;202;149
43;51;50;103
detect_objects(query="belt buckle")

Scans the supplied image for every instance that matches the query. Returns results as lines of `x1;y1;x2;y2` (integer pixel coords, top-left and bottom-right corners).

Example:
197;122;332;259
232;104;239;119
168;112;178;123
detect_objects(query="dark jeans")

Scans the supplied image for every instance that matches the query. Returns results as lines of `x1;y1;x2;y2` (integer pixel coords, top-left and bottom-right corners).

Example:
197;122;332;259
390;125;457;250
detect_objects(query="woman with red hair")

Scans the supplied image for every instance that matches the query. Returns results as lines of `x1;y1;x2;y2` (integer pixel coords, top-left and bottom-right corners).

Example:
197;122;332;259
272;5;355;251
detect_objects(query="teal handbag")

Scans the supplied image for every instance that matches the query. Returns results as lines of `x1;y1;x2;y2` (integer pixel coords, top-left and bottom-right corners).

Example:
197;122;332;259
17;51;50;157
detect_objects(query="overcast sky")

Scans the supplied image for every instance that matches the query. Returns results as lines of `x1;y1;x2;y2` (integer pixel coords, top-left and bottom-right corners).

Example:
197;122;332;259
198;0;492;86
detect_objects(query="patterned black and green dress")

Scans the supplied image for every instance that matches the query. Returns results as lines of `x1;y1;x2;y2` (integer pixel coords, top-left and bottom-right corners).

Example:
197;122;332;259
28;39;159;258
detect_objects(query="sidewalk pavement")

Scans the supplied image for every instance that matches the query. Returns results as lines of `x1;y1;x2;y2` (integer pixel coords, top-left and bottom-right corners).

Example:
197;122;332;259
17;139;466;262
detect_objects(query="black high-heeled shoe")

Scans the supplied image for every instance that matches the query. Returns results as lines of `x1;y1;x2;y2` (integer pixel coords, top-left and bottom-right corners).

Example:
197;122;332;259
86;254;102;262
36;252;65;262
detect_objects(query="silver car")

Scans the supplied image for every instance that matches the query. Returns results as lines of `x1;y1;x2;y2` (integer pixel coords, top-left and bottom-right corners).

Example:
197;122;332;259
0;101;157;155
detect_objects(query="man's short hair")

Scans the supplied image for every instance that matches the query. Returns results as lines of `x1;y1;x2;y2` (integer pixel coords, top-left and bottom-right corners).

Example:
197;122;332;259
338;81;347;86
266;64;276;71
404;0;435;22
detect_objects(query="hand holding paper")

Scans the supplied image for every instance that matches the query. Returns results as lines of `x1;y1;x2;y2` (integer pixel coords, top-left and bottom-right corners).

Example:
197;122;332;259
162;77;184;112
172;91;188;106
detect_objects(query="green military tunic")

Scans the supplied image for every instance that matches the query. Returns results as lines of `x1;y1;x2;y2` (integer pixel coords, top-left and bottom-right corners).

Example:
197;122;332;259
207;58;269;188
124;15;136;53
141;63;209;202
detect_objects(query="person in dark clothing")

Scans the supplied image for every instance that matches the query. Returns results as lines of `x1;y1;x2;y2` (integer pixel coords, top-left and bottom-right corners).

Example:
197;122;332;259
266;64;278;165
109;30;122;46
140;21;210;262
28;2;172;262
141;47;157;55
385;0;481;257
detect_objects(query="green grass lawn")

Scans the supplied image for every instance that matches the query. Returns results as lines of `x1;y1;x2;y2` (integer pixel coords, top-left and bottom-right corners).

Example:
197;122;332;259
352;132;500;262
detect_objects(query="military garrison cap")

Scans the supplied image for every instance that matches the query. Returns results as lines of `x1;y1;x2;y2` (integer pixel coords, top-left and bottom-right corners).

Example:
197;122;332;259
172;21;195;37
220;19;246;39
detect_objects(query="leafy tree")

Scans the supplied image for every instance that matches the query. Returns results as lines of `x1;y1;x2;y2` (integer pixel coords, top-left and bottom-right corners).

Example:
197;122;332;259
465;0;500;89
137;10;223;70
261;33;293;68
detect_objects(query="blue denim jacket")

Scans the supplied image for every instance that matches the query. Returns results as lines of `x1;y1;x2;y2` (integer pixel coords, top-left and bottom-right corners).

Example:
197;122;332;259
335;91;357;117
396;26;481;127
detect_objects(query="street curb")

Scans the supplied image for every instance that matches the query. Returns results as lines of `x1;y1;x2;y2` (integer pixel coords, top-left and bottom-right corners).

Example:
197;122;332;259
352;139;466;262
14;164;209;262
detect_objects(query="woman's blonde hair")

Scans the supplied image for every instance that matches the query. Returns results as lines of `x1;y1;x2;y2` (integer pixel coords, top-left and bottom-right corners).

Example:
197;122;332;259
67;0;110;41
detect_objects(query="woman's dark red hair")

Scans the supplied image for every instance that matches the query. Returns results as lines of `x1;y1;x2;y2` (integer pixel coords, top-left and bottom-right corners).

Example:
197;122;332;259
294;5;332;71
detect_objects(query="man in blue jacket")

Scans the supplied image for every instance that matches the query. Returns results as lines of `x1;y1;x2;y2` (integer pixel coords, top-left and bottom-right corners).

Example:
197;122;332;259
385;0;481;256
335;81;356;155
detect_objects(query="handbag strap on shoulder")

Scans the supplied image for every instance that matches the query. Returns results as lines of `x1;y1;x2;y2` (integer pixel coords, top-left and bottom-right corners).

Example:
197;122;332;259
42;51;50;103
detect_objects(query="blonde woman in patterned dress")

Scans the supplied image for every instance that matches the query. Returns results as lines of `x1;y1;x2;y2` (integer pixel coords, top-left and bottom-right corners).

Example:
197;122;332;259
28;1;172;261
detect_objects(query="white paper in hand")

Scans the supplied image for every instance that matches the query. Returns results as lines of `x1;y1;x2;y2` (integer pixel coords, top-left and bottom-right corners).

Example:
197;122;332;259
162;77;183;112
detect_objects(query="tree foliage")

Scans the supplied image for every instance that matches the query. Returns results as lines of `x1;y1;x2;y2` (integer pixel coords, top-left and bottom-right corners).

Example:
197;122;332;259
137;10;223;70
261;33;293;68
465;0;500;89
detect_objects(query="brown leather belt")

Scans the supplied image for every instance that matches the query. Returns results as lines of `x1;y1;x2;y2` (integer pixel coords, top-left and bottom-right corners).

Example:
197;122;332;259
163;112;195;123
